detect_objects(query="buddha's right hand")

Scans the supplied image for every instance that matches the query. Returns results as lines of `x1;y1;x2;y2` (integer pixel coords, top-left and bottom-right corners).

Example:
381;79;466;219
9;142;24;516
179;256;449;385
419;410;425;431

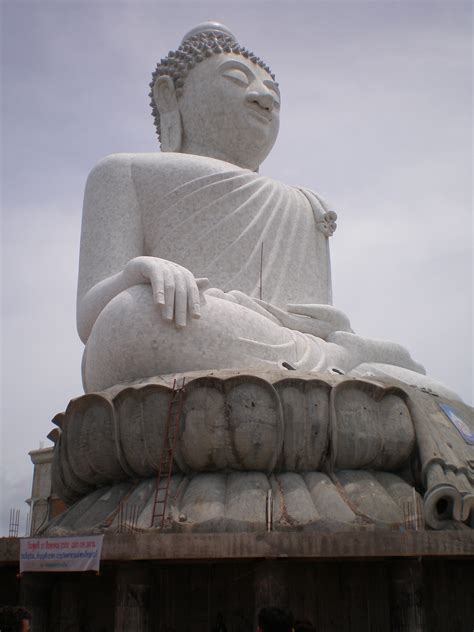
122;256;209;328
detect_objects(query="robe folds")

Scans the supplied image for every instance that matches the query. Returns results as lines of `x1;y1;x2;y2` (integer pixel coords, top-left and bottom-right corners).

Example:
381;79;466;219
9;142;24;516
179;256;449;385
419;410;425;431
80;153;451;396
134;153;334;308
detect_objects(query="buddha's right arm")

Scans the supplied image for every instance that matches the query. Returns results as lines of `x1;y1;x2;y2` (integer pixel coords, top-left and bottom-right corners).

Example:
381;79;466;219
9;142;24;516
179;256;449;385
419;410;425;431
77;154;145;343
76;155;202;343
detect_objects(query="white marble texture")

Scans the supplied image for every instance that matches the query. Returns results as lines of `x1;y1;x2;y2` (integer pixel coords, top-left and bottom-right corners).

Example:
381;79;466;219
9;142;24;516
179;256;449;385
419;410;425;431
77;22;459;400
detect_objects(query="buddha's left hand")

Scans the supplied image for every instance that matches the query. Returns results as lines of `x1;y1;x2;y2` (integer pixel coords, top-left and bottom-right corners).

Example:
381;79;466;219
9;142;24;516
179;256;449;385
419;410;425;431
256;301;353;339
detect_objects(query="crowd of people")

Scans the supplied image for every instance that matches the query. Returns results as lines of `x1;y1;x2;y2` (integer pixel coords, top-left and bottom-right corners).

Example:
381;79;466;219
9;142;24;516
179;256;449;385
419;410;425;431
0;605;312;631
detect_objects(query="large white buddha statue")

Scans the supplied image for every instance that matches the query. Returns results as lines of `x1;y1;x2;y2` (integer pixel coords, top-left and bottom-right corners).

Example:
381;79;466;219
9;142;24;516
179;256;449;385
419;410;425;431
77;22;457;399
42;22;473;537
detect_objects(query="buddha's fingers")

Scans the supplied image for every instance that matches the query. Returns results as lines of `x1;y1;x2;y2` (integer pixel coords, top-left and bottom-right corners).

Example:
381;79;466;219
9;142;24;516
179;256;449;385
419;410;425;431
196;277;210;292
173;269;188;328
256;301;303;329
162;266;175;322
254;300;289;322
187;274;202;319
287;304;352;332
258;301;334;338
149;264;165;306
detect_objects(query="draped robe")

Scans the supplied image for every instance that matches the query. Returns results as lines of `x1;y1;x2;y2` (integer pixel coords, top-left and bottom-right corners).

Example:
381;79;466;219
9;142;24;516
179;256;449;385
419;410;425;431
135;153;333;307
79;153;456;398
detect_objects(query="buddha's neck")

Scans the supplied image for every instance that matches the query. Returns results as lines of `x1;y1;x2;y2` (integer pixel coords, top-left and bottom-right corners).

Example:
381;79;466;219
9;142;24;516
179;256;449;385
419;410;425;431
180;140;258;171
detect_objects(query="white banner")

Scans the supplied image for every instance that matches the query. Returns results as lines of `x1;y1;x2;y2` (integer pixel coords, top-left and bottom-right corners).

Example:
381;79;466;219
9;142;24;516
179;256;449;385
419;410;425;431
20;535;104;573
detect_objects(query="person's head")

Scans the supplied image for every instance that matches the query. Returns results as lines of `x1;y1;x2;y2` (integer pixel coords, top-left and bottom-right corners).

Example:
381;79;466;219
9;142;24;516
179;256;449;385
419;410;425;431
257;607;294;632
150;22;280;171
0;606;32;632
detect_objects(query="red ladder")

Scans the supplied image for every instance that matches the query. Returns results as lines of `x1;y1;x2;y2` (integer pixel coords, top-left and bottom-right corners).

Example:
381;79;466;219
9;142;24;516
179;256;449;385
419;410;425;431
150;377;186;529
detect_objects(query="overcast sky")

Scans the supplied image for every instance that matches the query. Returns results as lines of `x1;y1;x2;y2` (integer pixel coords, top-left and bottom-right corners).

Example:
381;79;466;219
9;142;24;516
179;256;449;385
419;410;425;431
1;1;472;535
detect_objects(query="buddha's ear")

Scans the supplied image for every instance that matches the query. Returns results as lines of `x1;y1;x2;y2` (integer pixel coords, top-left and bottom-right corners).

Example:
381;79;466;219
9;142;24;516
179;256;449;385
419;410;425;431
153;75;182;152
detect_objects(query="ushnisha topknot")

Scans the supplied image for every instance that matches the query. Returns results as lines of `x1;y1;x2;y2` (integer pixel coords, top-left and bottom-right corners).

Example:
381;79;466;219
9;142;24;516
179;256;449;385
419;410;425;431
149;22;276;146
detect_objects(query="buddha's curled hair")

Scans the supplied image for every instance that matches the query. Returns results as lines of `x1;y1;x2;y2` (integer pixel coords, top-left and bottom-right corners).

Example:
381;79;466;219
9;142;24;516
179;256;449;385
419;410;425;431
149;30;275;145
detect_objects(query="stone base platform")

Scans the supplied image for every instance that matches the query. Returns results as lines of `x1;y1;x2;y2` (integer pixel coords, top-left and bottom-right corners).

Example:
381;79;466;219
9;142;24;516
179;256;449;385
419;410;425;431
43;470;423;536
45;369;474;533
2;531;474;565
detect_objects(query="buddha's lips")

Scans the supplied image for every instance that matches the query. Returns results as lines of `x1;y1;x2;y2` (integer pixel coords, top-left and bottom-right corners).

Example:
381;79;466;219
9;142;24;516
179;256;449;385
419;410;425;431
246;102;273;123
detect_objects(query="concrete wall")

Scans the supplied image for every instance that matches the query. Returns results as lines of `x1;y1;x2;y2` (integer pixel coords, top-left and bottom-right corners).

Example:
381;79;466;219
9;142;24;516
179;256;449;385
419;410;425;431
27;447;66;536
1;558;471;631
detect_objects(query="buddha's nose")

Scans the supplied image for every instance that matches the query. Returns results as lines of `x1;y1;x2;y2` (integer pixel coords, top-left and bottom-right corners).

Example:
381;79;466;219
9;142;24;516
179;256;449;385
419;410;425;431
245;90;274;112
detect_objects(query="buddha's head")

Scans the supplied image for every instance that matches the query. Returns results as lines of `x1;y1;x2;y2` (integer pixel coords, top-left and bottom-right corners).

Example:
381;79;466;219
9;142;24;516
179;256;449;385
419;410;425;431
150;22;280;171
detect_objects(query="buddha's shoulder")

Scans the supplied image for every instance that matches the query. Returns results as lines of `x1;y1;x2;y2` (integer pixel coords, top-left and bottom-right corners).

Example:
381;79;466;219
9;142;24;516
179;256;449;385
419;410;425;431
87;152;245;185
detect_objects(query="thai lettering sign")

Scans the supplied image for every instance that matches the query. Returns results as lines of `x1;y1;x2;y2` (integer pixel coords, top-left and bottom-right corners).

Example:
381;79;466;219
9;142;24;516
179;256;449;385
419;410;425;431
439;403;474;445
20;535;103;572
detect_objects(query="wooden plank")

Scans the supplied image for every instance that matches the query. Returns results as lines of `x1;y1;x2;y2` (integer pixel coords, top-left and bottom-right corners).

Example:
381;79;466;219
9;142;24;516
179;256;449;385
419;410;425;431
344;563;370;631
7;559;474;631
52;578;82;632
114;566;152;632
19;573;54;632
254;560;289;607
388;560;426;631
423;559;474;632
316;563;347;632
367;562;391;631
209;562;256;632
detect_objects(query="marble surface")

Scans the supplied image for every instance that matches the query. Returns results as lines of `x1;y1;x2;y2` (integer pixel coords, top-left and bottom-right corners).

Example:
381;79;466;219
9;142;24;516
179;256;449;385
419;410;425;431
77;22;461;397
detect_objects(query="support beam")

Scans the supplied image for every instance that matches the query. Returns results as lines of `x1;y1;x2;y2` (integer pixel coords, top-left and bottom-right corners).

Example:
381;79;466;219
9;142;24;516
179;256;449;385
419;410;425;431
254;561;289;626
114;566;152;632
389;560;426;631
2;532;473;565
20;574;53;632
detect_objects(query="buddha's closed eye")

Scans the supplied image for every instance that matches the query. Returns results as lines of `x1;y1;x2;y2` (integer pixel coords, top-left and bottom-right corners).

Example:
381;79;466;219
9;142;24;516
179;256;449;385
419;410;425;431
222;68;249;86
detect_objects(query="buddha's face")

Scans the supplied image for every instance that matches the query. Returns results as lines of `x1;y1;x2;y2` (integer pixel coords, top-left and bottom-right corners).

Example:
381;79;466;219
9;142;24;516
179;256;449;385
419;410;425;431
178;54;280;170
